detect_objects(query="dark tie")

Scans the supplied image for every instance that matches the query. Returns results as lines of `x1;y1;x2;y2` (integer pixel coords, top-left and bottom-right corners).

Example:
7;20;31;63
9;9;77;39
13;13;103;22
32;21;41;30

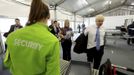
95;27;100;50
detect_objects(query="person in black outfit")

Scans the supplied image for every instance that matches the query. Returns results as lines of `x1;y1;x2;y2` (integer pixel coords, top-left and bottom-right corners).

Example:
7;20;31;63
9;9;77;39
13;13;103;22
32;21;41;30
3;18;23;50
82;24;86;32
49;20;60;37
127;22;134;45
59;19;73;61
77;24;81;33
4;18;23;37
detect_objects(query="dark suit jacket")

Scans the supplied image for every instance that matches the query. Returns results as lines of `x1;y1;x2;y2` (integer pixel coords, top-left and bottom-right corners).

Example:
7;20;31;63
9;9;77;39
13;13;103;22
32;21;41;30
127;22;134;36
4;25;23;37
73;33;88;54
49;25;56;35
49;25;60;36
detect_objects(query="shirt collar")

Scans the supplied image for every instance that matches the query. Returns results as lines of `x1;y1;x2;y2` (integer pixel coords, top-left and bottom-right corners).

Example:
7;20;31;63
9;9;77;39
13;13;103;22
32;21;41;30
95;24;103;29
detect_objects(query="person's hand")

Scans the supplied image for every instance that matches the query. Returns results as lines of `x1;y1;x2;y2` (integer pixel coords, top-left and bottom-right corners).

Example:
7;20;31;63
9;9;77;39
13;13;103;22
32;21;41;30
59;34;64;38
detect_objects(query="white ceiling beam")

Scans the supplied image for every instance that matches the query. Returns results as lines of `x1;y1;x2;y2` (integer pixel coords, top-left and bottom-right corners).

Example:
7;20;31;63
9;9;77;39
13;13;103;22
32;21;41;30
88;0;127;17
55;0;66;6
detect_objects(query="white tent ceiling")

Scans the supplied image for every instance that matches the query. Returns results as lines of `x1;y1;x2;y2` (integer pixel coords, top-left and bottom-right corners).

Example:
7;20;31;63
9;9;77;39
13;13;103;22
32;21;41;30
0;0;134;18
0;0;30;18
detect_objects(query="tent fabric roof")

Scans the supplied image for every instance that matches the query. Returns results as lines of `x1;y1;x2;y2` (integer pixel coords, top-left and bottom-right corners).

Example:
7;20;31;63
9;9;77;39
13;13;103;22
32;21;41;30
0;0;134;18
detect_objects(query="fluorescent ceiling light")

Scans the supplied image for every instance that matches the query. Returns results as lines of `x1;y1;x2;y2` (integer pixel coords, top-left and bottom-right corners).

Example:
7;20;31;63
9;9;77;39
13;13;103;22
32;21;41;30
104;0;112;5
77;0;88;6
88;8;95;12
131;2;134;5
109;1;112;4
81;0;88;5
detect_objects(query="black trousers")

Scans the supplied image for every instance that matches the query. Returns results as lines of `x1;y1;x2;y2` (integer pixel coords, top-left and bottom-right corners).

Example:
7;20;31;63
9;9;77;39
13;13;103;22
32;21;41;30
61;39;72;61
4;43;7;52
86;46;104;69
127;38;134;44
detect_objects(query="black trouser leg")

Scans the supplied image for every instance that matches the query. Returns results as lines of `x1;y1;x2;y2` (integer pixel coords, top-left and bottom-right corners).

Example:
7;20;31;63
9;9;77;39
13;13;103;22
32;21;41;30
66;45;71;61
87;48;94;62
4;43;7;52
67;40;72;61
62;40;72;61
93;46;104;69
132;38;134;43
127;38;131;44
62;42;67;60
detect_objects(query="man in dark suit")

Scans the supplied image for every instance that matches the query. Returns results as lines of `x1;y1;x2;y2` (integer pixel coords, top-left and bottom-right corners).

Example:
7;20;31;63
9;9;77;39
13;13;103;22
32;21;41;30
4;18;23;37
3;18;23;51
49;20;60;36
127;21;134;45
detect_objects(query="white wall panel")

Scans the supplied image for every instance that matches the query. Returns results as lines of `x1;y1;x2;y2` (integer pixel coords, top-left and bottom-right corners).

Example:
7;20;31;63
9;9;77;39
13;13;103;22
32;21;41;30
90;15;134;29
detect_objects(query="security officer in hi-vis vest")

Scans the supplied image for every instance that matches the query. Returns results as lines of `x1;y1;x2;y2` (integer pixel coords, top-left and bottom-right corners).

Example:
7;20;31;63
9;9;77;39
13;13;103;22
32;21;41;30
4;0;60;75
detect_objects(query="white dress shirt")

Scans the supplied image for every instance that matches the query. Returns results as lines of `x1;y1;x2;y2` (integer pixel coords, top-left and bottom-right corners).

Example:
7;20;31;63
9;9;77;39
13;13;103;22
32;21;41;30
84;25;105;49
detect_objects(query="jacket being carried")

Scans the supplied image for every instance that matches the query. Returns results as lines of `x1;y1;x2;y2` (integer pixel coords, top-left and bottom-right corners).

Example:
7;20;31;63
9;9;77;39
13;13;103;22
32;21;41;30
4;22;60;75
127;22;134;36
73;33;88;54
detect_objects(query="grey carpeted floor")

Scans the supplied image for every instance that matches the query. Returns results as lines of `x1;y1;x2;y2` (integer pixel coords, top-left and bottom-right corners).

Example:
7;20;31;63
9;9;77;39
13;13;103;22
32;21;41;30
1;35;134;75
64;35;134;75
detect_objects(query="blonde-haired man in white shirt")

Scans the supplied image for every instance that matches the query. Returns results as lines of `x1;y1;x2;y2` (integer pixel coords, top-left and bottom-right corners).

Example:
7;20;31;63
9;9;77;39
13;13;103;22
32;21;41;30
84;15;105;75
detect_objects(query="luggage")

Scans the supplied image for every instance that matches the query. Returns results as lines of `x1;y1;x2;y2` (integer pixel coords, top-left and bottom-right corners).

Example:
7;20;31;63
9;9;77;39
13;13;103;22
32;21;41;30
99;59;134;75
